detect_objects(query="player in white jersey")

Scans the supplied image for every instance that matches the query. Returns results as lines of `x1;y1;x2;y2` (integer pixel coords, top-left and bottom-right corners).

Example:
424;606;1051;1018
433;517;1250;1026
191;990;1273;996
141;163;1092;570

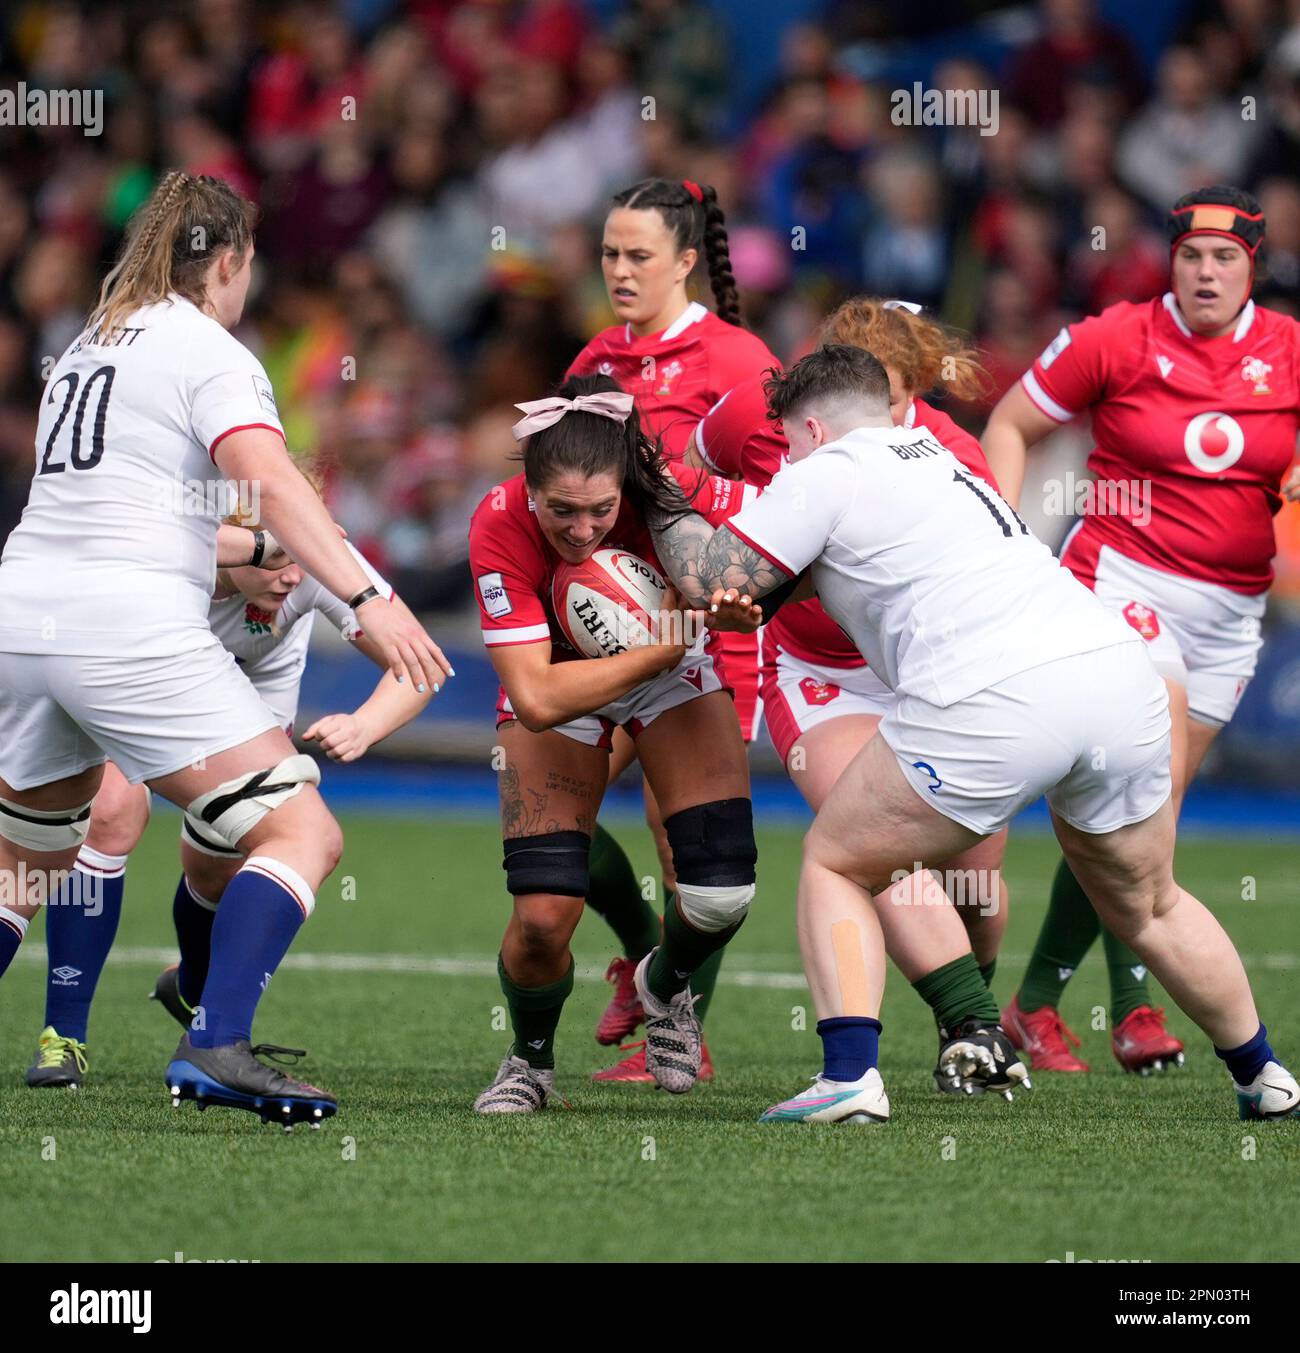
0;171;450;1128
651;344;1300;1126
24;540;432;1088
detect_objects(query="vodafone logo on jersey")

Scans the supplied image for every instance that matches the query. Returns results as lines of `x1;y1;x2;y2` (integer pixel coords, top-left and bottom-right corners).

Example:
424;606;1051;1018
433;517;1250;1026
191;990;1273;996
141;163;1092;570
799;677;841;706
1121;601;1161;641
1184;412;1245;474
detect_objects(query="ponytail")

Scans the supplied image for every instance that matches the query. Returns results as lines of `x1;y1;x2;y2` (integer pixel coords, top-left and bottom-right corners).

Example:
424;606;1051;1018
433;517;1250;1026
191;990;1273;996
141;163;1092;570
89;170;258;341
698;184;741;326
610;176;744;327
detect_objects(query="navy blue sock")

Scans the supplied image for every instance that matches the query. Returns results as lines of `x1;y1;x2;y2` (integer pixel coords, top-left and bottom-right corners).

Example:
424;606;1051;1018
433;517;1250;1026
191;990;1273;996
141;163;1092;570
0;907;29;978
172;874;219;1010
188;857;312;1050
1215;1023;1274;1084
44;854;126;1041
817;1015;882;1082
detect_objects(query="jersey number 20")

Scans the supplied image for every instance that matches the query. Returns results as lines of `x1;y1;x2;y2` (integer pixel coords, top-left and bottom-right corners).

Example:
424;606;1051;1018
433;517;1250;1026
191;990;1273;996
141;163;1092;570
39;365;115;475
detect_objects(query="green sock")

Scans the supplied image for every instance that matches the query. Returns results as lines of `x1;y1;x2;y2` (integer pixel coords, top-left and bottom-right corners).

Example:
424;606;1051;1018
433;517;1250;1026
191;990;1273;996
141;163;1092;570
689;947;724;1024
659;876;722;1023
979;958;997;993
498;953;573;1070
1018;858;1101;1013
1102;928;1152;1024
646;891;741;1005
586;824;660;960
913;953;1000;1030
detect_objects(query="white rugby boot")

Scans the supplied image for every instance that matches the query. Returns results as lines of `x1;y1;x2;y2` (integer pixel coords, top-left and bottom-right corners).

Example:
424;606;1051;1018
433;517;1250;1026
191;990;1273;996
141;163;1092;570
758;1067;890;1125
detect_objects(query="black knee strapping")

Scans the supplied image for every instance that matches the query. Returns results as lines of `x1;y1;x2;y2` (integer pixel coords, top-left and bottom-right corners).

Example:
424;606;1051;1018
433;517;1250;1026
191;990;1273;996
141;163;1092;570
663;798;756;887
502;830;591;897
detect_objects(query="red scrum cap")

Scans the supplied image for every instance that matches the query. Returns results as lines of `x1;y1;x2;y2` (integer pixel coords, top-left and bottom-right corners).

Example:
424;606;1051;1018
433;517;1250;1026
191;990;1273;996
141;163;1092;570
1167;185;1265;309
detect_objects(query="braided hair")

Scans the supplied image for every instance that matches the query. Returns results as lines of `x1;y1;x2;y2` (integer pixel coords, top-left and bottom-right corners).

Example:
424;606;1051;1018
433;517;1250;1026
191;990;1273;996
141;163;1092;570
611;177;743;327
89;170;258;340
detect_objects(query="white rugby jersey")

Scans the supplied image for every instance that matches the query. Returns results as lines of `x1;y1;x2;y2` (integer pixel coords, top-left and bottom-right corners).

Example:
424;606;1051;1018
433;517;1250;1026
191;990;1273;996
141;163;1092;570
726;424;1138;707
0;294;285;656
207;542;393;728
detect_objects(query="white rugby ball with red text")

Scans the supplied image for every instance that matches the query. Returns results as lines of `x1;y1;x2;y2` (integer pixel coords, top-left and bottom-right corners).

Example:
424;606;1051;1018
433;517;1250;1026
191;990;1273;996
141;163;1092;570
552;548;667;658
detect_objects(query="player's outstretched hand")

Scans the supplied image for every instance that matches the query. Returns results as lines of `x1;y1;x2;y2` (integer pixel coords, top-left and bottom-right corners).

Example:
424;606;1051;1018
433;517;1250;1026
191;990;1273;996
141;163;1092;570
1283;464;1300;502
302;713;371;762
355;599;454;694
705;586;764;633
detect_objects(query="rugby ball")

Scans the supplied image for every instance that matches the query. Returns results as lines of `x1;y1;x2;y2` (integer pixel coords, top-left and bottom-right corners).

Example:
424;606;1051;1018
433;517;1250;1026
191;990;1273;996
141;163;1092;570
552;549;667;658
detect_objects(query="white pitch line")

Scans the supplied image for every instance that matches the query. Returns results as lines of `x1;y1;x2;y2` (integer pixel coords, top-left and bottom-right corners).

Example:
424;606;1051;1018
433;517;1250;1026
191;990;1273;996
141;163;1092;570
10;944;805;990
11;945;1298;989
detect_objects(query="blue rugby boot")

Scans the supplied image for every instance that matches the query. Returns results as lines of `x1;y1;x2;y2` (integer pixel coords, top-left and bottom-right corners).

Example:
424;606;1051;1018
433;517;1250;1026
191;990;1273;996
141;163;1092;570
165;1033;336;1131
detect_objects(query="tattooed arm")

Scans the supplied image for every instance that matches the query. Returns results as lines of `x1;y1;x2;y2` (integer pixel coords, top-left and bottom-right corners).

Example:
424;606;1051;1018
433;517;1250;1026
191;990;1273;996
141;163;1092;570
652;512;793;609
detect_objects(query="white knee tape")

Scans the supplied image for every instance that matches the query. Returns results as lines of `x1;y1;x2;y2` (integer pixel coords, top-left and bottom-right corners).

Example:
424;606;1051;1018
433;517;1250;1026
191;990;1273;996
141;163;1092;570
676;881;755;933
0;797;95;852
185;754;320;851
181;811;244;857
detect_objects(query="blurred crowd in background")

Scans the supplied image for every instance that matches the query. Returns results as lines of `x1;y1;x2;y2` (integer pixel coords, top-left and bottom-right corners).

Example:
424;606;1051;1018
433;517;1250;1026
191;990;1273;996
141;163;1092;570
1;0;1300;611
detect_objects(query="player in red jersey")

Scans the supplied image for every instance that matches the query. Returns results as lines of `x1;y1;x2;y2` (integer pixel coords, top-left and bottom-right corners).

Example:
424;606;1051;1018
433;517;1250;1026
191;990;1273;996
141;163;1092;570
985;186;1300;1075
693;298;1027;1095
564;178;778;1080
467;374;762;1112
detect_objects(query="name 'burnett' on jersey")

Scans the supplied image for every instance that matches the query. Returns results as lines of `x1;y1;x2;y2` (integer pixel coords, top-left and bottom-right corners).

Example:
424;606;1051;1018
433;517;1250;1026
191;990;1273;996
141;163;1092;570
725;423;1139;707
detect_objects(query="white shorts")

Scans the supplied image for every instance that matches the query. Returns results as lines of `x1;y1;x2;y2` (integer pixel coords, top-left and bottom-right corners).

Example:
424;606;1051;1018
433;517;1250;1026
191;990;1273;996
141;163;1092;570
881;641;1172;836
759;636;893;765
496;649;727;749
0;643;281;789
1084;542;1265;729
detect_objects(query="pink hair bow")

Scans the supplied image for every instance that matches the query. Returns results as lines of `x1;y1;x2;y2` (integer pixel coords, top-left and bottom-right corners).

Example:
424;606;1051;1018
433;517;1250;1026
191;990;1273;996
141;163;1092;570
511;391;635;441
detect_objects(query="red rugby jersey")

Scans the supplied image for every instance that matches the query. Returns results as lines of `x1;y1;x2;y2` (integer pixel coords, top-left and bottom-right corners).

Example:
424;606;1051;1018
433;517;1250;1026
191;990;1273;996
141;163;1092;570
698;377;999;667
1022;294;1300;594
469;466;752;656
567;302;778;690
565;302;778;460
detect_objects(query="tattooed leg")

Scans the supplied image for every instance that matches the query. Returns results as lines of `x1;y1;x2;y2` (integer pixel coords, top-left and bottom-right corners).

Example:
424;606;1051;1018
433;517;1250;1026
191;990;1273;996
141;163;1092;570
497;722;608;986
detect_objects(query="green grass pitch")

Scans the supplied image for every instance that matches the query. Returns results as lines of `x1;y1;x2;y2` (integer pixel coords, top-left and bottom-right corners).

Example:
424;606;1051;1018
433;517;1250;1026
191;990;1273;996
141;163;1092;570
1;811;1297;1263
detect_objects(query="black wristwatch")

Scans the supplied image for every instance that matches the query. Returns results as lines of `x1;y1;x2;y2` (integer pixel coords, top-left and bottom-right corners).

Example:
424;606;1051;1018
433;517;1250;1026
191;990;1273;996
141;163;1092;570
248;530;267;568
348;585;381;611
